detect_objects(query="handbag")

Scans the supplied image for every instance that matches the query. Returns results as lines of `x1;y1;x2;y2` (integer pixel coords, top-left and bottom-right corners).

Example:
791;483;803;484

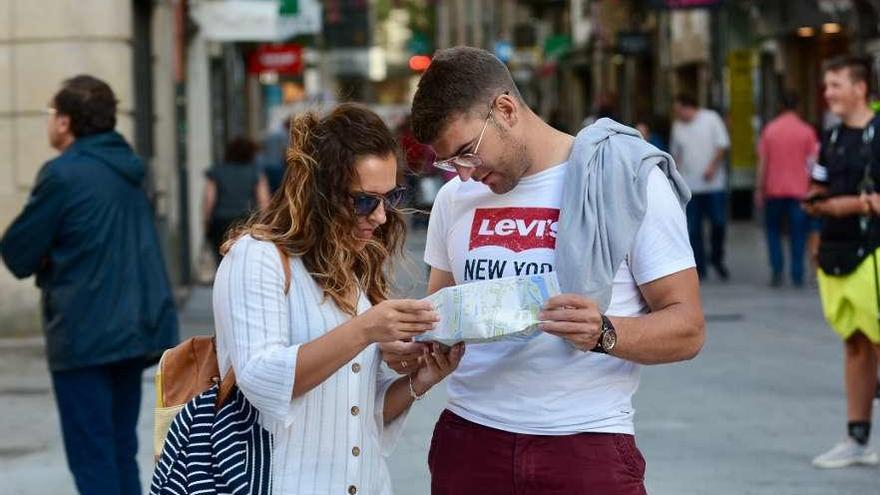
150;244;291;495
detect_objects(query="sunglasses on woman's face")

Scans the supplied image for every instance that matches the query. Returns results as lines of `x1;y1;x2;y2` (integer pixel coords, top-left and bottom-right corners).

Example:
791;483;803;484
350;186;408;217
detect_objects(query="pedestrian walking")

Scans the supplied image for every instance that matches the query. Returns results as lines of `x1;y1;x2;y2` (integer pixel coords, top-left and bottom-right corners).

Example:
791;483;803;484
671;93;732;280
212;103;462;494
202;136;271;264
804;56;880;469
381;46;705;494
0;75;179;495
755;90;820;287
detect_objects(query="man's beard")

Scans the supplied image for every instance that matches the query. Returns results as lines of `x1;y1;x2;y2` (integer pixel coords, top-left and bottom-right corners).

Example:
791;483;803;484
490;137;531;195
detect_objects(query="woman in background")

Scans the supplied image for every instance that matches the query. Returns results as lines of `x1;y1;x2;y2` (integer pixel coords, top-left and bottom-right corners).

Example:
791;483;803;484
202;136;271;262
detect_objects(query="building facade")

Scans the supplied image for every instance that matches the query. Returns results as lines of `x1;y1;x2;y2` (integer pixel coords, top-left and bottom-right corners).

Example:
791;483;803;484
0;0;181;334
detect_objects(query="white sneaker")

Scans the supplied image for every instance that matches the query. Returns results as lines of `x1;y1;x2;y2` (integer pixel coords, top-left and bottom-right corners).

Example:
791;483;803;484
812;439;880;469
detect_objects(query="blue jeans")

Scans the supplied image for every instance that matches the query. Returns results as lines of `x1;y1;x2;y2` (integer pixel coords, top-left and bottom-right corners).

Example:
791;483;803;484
51;358;144;495
764;198;808;285
686;191;728;277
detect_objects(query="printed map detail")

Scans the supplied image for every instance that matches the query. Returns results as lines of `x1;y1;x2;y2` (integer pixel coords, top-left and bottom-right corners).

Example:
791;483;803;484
415;272;561;345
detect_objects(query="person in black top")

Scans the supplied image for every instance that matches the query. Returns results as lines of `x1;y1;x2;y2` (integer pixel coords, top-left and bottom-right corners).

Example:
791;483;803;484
202;137;271;264
805;56;880;469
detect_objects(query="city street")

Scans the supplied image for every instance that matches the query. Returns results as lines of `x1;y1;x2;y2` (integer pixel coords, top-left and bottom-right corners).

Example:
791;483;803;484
1;222;878;494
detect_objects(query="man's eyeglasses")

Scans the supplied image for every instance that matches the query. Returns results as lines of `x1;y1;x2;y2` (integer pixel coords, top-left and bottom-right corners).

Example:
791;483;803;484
350;186;407;217
432;92;508;173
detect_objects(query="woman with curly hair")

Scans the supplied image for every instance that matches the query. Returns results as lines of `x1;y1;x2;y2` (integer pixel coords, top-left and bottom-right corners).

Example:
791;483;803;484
213;103;464;494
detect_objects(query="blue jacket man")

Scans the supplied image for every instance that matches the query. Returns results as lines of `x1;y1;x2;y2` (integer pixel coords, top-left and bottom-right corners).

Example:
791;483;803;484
0;75;178;495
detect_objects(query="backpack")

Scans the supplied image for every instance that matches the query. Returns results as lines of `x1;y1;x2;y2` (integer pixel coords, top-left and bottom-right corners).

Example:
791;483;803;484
150;245;291;494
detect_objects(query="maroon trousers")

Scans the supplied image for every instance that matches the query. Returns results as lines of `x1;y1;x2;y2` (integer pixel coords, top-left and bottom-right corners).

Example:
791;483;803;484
428;410;647;495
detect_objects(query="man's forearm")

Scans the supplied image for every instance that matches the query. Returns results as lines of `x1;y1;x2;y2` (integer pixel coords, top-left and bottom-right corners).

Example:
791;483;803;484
818;195;868;218
709;148;726;170
607;301;705;365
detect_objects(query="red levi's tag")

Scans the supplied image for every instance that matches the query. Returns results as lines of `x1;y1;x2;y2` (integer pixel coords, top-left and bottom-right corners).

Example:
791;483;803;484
469;207;559;252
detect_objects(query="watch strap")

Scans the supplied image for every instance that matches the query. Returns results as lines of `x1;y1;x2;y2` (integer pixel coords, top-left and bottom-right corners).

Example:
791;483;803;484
590;315;612;353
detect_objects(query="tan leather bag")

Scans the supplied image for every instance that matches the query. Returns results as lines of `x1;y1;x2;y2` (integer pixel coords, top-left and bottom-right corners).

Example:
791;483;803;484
153;245;291;458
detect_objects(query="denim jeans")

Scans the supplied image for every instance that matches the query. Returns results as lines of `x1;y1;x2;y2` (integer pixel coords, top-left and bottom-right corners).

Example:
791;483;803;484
764;198;809;285
686;191;728;277
51;357;144;495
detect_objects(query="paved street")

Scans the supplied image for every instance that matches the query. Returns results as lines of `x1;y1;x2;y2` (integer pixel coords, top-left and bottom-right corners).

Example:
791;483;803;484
1;222;878;494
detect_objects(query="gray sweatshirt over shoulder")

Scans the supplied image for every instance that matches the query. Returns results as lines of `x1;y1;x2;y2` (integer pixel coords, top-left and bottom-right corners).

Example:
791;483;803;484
556;118;691;312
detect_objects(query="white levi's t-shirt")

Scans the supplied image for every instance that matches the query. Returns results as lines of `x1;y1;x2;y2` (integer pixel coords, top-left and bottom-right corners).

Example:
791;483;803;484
424;163;695;435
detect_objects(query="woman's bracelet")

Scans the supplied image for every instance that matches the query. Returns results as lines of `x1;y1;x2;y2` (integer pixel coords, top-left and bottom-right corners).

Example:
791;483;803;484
408;374;426;401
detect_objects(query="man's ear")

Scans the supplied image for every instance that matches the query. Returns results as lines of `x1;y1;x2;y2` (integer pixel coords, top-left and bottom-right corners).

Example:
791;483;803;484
857;80;869;100
495;93;519;128
56;115;71;135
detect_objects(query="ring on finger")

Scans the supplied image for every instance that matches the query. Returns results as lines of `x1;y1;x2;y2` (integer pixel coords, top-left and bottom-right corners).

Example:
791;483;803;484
401;360;408;369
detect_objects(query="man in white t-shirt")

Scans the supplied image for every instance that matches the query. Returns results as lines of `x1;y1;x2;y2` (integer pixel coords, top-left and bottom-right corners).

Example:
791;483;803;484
381;47;705;495
670;93;731;280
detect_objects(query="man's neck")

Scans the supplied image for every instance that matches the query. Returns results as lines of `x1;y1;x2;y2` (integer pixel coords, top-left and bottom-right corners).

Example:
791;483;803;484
54;134;75;152
522;117;574;176
842;105;874;128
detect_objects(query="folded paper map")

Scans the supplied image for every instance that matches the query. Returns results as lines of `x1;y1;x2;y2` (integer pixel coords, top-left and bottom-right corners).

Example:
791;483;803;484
415;272;561;345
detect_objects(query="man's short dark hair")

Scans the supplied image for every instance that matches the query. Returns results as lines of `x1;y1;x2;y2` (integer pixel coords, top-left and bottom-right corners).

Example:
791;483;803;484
411;46;522;144
674;93;698;108
823;55;872;93
781;89;799;111
52;75;118;137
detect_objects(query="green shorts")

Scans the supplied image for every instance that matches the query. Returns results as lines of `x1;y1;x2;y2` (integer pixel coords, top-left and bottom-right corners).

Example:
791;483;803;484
817;249;880;344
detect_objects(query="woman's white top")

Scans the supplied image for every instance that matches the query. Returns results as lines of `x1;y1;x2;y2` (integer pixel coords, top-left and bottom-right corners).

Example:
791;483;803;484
213;235;409;495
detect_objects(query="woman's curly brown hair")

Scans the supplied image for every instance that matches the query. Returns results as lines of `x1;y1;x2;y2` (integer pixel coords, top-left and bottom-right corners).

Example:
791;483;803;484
223;103;405;315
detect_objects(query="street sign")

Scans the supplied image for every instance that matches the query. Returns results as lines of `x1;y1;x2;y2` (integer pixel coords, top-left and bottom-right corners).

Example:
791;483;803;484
248;44;304;75
543;34;571;61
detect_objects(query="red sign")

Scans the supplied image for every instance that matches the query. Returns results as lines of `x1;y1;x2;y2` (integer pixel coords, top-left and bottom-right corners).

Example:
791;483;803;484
248;44;303;75
469;207;559;252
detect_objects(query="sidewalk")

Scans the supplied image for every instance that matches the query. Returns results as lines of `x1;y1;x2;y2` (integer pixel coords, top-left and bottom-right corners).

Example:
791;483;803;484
1;222;878;494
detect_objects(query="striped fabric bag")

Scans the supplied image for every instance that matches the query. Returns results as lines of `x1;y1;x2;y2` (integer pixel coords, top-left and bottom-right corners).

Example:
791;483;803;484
150;244;291;495
149;383;273;495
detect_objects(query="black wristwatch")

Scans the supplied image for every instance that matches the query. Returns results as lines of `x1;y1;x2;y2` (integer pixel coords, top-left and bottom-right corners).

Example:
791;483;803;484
591;315;617;354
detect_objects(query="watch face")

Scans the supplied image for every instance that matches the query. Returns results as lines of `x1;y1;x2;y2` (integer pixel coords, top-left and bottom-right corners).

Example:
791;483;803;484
602;330;617;351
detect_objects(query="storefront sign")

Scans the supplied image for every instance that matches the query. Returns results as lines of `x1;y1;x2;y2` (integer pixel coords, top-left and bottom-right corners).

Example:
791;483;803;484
248;44;304;75
191;0;321;41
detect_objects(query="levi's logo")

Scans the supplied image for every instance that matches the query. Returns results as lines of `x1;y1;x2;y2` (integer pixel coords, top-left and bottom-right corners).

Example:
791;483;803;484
469;207;559;252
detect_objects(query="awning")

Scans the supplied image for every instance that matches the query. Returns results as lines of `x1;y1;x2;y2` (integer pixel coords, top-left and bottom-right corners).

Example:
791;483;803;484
190;0;322;42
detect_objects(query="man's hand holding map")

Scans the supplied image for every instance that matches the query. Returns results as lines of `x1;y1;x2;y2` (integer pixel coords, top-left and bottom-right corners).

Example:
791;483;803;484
415;272;561;345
